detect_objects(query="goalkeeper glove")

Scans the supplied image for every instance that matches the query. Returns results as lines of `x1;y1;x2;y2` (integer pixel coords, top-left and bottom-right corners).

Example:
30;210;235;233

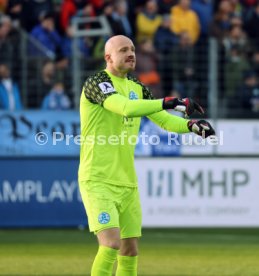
162;97;204;116
187;119;215;138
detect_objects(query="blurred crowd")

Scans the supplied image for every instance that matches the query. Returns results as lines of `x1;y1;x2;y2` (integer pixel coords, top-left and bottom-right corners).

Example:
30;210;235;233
0;0;259;117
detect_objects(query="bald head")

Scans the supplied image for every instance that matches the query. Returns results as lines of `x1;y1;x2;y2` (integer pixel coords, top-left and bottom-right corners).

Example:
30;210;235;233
105;35;134;55
104;35;136;77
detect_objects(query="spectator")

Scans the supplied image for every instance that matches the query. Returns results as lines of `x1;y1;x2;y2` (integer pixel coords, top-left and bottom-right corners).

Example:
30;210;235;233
191;0;213;37
0;15;19;63
6;0;23;27
191;0;213;104
0;15;23;86
29;12;64;59
27;60;56;108
209;0;232;42
171;32;197;98
109;0;132;39
135;39;162;98
103;2;115;33
154;15;178;53
127;0;146;37
60;0;78;33
62;25;90;58
41;61;56;91
244;2;259;49
136;0;162;42
60;0;95;33
22;0;53;31
223;25;250;56
0;64;22;110
230;14;243;27
236;70;259;114
154;15;178;94
224;45;250;99
170;0;200;44
41;82;71;110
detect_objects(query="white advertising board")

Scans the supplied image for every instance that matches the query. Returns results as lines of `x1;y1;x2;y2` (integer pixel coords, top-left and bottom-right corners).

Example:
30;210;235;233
216;120;259;155
182;120;259;155
135;158;259;227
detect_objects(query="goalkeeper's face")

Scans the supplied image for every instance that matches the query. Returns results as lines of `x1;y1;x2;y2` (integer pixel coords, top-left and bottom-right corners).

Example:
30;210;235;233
105;35;136;75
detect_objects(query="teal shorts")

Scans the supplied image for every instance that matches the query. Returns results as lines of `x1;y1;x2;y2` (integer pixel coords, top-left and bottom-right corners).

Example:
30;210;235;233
79;181;142;239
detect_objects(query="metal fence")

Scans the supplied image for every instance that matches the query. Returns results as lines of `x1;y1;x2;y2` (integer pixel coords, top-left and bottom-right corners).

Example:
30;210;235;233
1;18;259;118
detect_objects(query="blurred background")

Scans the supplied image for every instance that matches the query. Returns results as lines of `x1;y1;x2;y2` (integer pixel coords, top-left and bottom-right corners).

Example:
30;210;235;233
1;0;259;228
0;0;259;275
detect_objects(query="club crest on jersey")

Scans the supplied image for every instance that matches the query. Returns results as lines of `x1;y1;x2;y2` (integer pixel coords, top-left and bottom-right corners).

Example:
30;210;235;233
98;82;115;94
129;91;138;100
98;212;110;224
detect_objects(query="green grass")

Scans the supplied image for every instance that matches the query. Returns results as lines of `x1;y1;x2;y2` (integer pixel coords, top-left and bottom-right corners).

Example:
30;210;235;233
0;228;259;275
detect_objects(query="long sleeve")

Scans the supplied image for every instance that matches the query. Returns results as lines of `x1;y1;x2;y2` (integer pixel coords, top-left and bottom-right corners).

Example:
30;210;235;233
147;110;190;133
103;93;163;118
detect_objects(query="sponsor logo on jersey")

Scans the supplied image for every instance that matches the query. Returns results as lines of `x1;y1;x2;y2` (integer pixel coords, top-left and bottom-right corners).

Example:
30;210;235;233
129;91;138;100
98;212;110;224
98;82;116;94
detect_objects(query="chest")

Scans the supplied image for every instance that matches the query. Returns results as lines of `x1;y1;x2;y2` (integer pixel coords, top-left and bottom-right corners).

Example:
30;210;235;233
113;80;143;100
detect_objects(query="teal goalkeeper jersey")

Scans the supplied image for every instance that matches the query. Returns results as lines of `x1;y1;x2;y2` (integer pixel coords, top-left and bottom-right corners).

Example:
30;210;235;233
78;70;155;187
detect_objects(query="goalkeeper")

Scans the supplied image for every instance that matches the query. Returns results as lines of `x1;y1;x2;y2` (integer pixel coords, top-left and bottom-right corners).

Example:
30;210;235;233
78;35;215;276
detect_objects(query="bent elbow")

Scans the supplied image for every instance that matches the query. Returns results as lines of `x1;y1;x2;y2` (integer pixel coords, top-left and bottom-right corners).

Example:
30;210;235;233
122;102;136;118
122;109;135;118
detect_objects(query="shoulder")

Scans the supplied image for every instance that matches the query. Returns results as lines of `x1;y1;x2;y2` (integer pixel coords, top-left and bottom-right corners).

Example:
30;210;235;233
127;74;147;90
189;9;199;18
84;70;113;86
82;70;117;105
171;5;179;14
83;70;115;92
127;74;142;85
31;25;42;34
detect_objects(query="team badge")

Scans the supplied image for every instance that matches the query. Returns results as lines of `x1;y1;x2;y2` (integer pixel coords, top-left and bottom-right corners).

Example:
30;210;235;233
98;82;115;94
129;91;138;100
98;212;110;224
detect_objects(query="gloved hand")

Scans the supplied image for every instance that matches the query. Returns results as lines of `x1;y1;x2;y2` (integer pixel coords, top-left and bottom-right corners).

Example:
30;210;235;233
187;119;215;138
162;97;204;116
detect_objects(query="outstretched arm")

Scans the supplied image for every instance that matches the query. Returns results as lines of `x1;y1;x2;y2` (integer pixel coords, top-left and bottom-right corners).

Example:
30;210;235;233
147;110;190;134
103;94;163;117
148;111;216;137
103;94;204;119
83;71;204;118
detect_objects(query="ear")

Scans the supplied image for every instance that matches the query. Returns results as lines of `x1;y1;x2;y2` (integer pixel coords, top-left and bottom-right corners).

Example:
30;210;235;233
104;53;112;64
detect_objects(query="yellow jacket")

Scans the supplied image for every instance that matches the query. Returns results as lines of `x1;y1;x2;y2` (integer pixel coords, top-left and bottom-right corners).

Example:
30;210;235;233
136;12;162;42
170;5;200;44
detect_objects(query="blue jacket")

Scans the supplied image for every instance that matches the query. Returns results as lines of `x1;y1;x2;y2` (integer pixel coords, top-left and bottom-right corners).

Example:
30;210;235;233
30;25;63;57
0;81;22;110
154;26;178;53
191;0;213;36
